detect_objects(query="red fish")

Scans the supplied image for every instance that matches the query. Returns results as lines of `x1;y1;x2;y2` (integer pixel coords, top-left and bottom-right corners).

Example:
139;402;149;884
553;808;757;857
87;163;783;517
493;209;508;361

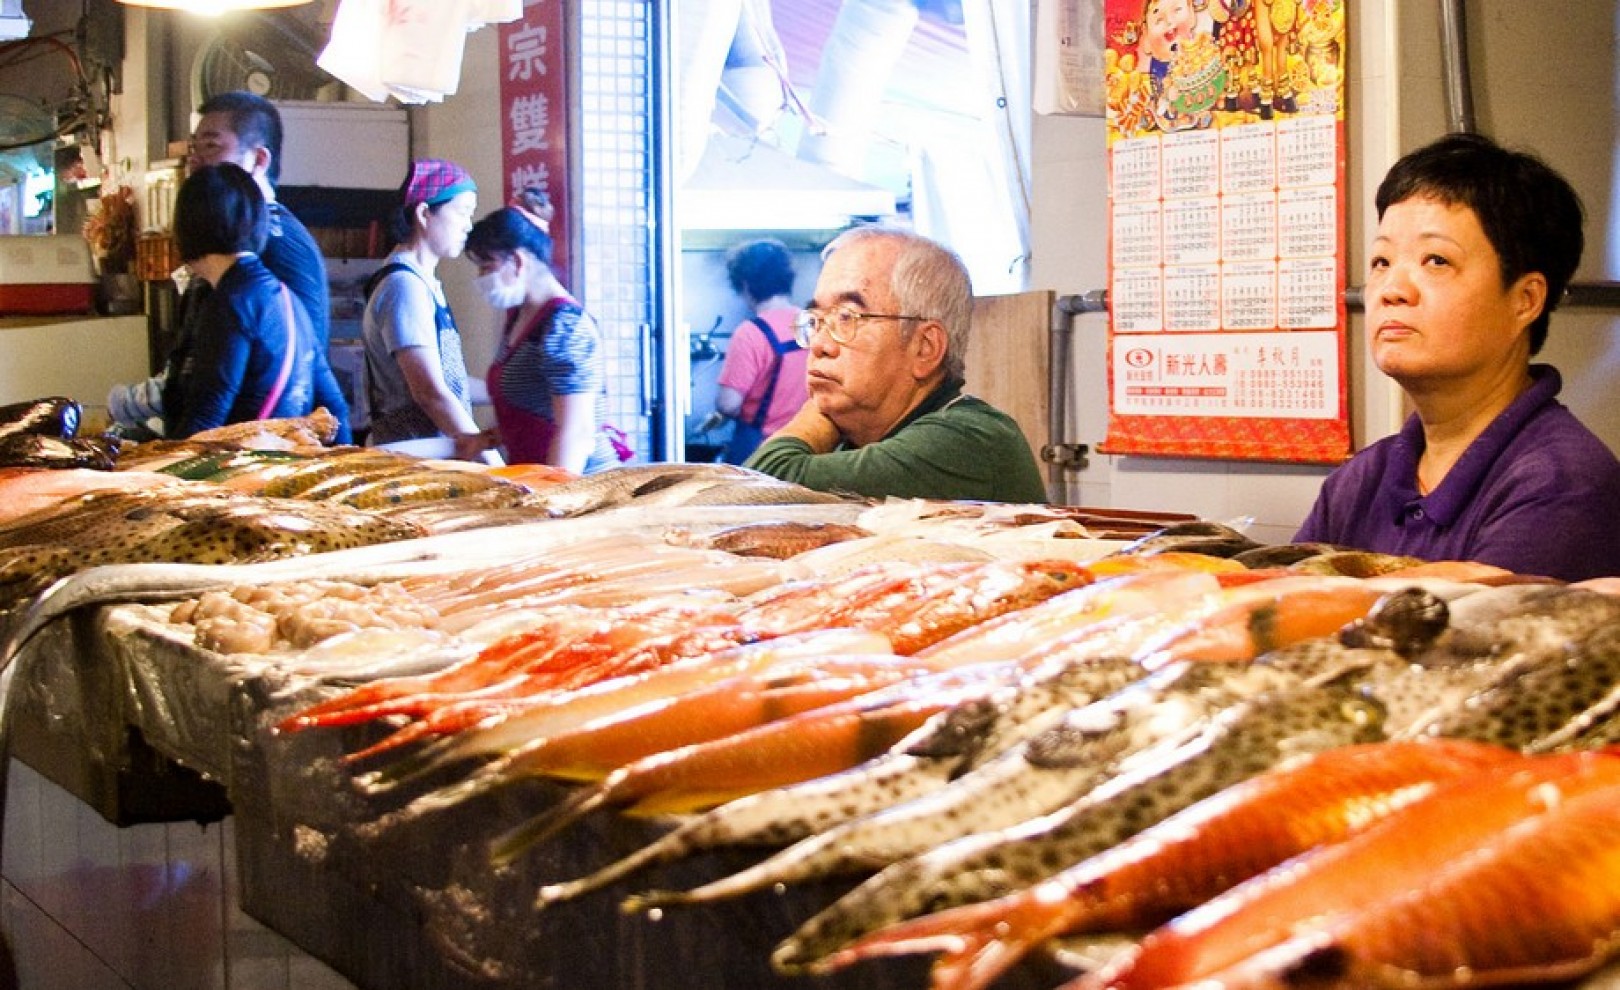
820;739;1520;990
1195;773;1620;988
1079;750;1620;990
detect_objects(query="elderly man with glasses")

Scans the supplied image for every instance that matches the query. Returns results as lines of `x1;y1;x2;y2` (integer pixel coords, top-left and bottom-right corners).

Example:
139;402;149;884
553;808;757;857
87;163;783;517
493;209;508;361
745;227;1047;503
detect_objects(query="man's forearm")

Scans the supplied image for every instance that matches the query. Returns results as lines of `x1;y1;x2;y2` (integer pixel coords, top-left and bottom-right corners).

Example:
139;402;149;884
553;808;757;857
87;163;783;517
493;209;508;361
773;400;842;452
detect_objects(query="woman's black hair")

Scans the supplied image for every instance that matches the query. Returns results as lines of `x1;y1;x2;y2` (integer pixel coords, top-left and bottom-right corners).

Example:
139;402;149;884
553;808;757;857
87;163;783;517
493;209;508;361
173;162;267;262
385;199;454;248
725;238;795;300
465;188;555;267
1376;132;1584;355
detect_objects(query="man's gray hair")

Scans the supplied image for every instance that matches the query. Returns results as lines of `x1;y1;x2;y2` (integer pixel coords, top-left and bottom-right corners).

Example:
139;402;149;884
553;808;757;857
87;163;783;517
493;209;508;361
822;226;973;381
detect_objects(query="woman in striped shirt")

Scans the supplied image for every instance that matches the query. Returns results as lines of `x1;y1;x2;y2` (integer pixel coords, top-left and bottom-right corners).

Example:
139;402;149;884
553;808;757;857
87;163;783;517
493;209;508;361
466;189;616;472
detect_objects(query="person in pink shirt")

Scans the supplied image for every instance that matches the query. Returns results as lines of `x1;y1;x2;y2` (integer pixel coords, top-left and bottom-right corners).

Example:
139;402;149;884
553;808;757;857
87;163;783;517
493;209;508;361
711;238;807;464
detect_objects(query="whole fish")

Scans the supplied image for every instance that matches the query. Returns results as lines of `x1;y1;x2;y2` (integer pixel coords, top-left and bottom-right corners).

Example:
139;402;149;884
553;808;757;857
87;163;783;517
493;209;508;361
325;470;526;510
1285;549;1426;577
672;520;871;559
1372;585;1620;739
0;433;118;471
1428;621;1620;752
1229;543;1339;569
818;738;1521;990
0;396;81;440
631;662;1300;910
1191;779;1620;988
1131;582;1387;668
254;450;417;499
1081;750;1620;990
526;463;759;518
913;570;1223;669
1410;583;1620;665
0;493;422;607
1110;520;1263;559
662;477;851;507
466;656;936;783
349;629;894;798
488;662;1027;865
281;598;740;732
773;680;1386;974
535;656;1147;909
849;559;1095;655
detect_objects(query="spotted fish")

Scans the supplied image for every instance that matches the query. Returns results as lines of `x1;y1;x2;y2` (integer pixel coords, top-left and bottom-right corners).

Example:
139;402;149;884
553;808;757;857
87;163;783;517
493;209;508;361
633;661;1303;910
547;658;1144;910
0;492;423;608
772;680;1386;973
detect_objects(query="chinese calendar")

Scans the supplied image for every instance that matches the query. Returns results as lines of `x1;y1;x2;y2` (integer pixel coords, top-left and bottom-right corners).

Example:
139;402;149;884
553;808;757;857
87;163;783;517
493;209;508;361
498;2;570;283
1099;0;1349;463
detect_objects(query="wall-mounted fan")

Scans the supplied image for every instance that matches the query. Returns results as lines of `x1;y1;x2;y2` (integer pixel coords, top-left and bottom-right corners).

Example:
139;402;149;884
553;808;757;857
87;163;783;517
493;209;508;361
190;11;333;106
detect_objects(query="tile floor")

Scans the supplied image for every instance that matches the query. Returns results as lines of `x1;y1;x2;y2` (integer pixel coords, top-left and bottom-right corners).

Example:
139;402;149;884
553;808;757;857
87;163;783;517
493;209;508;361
0;760;356;990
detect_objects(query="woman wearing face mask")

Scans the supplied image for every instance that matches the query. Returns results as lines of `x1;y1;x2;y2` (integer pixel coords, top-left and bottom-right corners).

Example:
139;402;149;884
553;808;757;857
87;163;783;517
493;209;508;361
361;158;493;461
465;189;616;472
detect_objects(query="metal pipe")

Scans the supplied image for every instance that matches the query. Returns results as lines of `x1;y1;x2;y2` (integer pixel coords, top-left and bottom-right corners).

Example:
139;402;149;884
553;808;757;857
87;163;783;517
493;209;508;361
1046;296;1075;502
1043;291;1108;502
1438;0;1476;134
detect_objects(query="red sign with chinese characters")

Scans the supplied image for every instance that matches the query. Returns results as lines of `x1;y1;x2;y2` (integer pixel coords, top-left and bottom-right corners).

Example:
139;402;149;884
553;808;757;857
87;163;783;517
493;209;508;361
1097;0;1350;464
498;0;570;284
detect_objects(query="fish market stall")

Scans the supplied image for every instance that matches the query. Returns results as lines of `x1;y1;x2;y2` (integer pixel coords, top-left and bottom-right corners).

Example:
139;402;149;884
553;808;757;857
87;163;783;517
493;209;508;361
7;449;1620;990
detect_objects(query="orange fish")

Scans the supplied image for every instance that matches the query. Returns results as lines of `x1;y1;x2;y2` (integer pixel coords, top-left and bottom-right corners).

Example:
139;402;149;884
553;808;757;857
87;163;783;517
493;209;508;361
486;664;1021;865
1079;750;1620;990
1195;771;1620;988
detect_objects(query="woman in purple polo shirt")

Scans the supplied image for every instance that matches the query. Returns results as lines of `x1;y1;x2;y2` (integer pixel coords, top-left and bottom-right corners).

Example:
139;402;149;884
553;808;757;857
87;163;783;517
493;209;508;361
1295;132;1620;582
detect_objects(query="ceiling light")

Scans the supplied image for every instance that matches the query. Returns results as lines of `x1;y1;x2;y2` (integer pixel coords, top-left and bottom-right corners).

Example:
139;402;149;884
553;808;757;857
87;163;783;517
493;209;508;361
115;0;314;13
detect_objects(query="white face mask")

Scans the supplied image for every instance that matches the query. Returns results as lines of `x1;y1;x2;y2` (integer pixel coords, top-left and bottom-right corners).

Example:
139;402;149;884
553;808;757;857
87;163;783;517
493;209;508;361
474;270;525;309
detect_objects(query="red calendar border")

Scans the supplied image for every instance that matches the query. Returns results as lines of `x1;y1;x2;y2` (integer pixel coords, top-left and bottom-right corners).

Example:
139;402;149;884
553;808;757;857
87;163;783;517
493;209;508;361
1098;0;1351;465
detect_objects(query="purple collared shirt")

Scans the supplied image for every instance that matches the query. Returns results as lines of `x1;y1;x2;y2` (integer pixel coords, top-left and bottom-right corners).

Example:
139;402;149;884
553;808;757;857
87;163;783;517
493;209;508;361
1295;365;1620;582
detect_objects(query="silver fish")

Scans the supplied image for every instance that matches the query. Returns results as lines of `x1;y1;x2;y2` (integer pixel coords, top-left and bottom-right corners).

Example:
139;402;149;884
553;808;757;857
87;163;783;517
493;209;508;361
771;680;1385;973
526;463;761;518
632;661;1300;910
576;658;1145;911
1111;520;1262;559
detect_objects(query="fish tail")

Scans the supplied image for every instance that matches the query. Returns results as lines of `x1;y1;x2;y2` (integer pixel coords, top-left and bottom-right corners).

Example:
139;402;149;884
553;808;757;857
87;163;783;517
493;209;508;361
392;761;520;823
341;719;441;765
626;830;863;910
817;894;1077;990
350;733;472;796
535;824;698;910
489;783;610;867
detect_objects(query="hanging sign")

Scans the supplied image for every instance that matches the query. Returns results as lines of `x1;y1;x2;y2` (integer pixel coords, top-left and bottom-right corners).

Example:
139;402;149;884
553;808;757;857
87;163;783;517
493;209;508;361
1099;0;1349;463
498;0;571;284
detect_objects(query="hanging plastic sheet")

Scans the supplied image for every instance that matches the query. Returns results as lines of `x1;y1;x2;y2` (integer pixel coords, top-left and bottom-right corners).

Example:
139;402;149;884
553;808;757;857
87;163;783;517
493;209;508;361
318;0;521;104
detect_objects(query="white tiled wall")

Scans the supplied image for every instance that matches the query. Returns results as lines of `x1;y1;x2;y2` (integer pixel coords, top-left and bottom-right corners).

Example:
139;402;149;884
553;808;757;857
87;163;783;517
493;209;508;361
0;761;355;990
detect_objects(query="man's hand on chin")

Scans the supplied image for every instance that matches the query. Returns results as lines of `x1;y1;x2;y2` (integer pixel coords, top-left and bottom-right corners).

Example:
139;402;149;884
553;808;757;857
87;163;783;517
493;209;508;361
776;399;842;453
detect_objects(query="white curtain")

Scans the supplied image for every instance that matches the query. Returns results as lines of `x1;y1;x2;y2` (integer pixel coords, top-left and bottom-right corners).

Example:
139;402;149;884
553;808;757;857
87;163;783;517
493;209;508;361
912;0;1032;296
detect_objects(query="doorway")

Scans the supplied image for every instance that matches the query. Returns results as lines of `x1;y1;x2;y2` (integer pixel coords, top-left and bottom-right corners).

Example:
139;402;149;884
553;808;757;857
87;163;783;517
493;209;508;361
667;0;1031;463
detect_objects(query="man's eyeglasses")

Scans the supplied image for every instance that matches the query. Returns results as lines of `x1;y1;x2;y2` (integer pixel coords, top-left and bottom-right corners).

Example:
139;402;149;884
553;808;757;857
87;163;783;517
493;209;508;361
791;306;929;348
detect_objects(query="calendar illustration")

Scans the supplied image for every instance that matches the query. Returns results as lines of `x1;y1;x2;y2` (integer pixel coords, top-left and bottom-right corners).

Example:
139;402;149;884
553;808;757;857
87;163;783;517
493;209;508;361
1100;0;1349;463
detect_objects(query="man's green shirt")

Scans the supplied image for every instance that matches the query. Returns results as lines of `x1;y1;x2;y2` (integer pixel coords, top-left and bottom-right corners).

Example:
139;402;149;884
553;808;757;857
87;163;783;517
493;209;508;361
746;379;1048;503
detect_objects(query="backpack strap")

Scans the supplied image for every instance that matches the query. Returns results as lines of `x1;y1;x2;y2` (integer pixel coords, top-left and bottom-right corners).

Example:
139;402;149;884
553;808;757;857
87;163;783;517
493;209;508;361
362;261;416;303
256;284;298;420
745;316;798;430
